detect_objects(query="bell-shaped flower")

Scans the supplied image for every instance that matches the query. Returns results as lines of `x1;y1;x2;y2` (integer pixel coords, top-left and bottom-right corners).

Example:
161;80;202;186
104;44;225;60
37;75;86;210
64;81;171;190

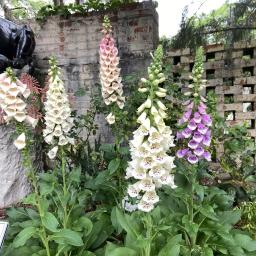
125;46;176;213
176;47;212;164
0;68;38;150
14;133;26;150
99;15;125;124
43;58;74;159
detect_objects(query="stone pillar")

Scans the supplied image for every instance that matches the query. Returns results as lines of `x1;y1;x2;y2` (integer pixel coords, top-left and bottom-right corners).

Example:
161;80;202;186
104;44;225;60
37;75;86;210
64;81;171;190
0;126;30;208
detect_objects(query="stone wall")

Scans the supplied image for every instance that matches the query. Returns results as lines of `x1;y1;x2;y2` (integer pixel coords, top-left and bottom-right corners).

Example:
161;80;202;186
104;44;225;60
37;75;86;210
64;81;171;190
167;40;256;159
30;0;159;141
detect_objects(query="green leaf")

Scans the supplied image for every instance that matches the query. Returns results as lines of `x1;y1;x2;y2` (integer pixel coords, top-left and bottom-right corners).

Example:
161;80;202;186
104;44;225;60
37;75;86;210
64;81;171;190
202;247;214;256
41;212;59;232
79;216;93;236
51;229;84;247
81;252;96;256
108;158;121;174
13;226;37;248
23;193;37;206
69;167;81;183
39;181;54;196
199;205;218;221
158;234;182;256
219;210;241;225
105;242;137;256
234;234;256;252
39;172;57;183
115;207;137;237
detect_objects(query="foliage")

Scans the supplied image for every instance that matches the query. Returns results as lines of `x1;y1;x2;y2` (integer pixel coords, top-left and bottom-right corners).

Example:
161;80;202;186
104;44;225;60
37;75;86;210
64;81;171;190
1;0;50;20
239;201;256;239
107;160;256;256
3;166;110;256
36;0;137;21
170;0;256;49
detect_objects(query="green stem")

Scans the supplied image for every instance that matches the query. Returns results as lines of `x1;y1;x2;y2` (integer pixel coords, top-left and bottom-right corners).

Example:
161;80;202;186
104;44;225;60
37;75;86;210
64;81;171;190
143;214;152;256
21;142;51;256
188;166;197;253
60;148;69;256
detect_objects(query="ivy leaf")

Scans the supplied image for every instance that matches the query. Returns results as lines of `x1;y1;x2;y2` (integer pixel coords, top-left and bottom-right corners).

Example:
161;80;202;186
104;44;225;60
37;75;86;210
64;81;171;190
13;226;37;248
41;212;59;232
108;158;121;174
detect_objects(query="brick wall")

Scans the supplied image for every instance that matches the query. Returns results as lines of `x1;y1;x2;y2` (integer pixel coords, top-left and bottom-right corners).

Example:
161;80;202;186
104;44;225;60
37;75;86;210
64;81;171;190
30;1;159;141
167;41;256;158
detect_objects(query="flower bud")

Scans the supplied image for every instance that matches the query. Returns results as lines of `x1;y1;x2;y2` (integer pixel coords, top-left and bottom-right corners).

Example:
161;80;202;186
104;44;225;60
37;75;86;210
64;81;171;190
158;88;167;93
157;100;167;110
150;105;158;115
153;80;159;86
137;103;146;113
149;74;154;80
141;78;148;83
144;98;152;108
138;87;148;93
156;91;166;97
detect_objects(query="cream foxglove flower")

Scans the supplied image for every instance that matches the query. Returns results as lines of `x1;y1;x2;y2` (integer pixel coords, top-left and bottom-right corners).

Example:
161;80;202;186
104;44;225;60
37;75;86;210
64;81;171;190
0;68;37;150
125;46;176;212
99;15;125;125
106;112;115;124
43;58;74;159
48;146;58;159
14;133;26;150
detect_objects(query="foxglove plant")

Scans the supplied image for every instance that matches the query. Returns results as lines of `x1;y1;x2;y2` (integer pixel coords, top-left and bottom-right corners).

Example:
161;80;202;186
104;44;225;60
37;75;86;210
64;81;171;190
125;46;176;212
99;15;125;124
0;68;37;150
43;58;74;159
177;47;212;164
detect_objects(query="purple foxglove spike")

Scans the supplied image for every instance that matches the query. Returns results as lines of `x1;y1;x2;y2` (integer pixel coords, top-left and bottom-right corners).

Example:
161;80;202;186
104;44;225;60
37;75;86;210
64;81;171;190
186;102;194;110
200;96;207;102
198;105;206;114
188;120;197;130
202;136;211;146
182;128;192;138
183;110;192;122
178;118;184;125
177;148;189;158
193;131;204;143
194;146;204;156
193;112;202;123
197;124;208;135
187;154;199;164
206;129;211;137
202;114;212;126
188;139;198;149
203;151;211;161
199;102;207;109
176;131;184;139
182;100;191;106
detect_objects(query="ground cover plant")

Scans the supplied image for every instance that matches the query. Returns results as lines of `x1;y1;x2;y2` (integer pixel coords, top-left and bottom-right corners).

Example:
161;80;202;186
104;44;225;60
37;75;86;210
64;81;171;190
1;15;256;256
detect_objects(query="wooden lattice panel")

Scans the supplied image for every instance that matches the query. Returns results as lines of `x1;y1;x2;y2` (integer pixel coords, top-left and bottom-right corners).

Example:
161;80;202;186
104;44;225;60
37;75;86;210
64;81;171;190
167;40;256;159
